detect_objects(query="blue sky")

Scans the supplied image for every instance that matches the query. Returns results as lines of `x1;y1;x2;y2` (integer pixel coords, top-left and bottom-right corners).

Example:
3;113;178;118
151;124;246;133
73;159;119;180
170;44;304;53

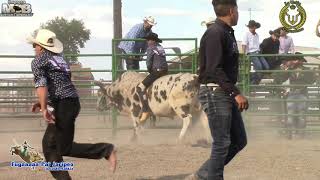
0;0;319;80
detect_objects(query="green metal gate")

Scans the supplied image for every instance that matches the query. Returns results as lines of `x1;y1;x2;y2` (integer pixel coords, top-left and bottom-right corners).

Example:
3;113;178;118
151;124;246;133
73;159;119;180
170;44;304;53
240;53;320;137
1;43;319;138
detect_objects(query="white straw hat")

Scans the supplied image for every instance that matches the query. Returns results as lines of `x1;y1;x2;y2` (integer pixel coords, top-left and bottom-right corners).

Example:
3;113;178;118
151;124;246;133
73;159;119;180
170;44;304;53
201;17;214;26
143;16;157;26
27;29;63;54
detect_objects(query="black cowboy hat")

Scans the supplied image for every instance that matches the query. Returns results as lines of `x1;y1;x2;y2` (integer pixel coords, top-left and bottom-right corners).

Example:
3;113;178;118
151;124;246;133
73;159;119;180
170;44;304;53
293;52;307;62
281;52;307;62
269;27;281;37
246;20;261;28
144;32;162;43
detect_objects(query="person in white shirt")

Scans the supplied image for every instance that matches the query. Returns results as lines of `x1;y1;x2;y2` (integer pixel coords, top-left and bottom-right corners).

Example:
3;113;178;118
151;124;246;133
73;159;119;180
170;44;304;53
279;27;295;54
242;20;269;84
316;19;320;38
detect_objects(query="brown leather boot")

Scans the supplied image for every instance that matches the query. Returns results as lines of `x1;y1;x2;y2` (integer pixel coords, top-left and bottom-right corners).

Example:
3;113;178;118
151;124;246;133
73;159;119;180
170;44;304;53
139;112;150;124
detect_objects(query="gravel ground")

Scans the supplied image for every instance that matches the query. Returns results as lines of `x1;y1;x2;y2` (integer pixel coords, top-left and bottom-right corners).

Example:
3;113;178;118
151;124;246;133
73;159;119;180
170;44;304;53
0;116;320;180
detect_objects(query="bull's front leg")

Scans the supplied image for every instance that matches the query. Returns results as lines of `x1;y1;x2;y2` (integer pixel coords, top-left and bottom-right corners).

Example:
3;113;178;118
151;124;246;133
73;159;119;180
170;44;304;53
178;115;192;142
130;117;139;142
130;113;146;142
171;102;193;143
197;110;212;144
129;100;146;142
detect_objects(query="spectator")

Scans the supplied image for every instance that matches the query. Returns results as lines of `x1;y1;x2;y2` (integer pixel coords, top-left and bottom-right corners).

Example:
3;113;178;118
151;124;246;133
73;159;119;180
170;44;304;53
242;20;269;84
118;16;156;70
275;53;315;138
201;17;215;28
279;27;295;54
260;28;281;70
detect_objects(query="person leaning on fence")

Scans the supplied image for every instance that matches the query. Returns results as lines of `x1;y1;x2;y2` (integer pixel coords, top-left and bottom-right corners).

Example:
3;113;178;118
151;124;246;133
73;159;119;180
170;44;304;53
28;29;117;180
136;32;168;122
201;17;215;29
259;27;281;70
279;27;295;54
316;19;320;37
242;20;270;84
274;52;316;138
186;0;248;179
118;16;156;70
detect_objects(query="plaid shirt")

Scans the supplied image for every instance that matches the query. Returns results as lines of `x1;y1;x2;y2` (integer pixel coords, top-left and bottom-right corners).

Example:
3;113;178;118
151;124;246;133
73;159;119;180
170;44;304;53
146;44;168;72
118;23;151;54
31;50;78;101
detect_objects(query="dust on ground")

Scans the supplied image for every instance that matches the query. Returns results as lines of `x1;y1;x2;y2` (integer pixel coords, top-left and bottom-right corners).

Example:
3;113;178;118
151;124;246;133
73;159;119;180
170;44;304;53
0;115;320;180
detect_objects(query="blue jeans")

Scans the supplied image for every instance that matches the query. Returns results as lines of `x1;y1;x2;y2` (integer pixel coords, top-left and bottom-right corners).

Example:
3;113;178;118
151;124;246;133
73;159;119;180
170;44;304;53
196;87;247;180
120;49;140;70
249;52;270;84
286;93;307;129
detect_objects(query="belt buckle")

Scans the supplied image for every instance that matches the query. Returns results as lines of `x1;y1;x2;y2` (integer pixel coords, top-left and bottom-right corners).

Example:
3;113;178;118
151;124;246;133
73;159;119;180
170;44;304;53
200;83;219;91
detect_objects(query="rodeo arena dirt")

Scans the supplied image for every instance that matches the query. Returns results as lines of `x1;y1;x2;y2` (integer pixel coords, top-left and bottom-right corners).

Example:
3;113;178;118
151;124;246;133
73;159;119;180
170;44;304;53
1;114;320;180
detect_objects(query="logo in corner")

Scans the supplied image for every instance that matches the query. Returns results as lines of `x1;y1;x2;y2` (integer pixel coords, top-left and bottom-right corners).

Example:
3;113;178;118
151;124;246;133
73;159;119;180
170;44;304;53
10;139;43;163
1;0;33;17
279;0;306;33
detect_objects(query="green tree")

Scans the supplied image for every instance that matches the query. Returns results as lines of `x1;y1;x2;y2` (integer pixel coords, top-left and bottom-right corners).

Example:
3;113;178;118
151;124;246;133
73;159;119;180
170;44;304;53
37;17;91;64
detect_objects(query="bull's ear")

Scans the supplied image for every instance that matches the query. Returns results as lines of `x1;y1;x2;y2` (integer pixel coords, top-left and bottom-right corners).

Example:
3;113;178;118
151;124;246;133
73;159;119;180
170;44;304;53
94;81;107;94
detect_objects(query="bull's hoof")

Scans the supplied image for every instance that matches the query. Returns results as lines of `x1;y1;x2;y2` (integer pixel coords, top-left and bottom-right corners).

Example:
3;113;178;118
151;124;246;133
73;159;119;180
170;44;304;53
176;138;183;145
130;135;138;142
176;138;190;145
197;139;210;145
191;139;211;148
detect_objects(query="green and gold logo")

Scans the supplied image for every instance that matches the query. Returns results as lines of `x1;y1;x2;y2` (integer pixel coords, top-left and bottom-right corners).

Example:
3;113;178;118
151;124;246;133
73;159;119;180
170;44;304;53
279;0;306;33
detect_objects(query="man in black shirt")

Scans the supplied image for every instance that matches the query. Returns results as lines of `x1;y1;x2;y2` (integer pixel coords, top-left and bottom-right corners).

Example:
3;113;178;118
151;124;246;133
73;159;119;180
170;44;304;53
187;0;248;179
260;28;281;69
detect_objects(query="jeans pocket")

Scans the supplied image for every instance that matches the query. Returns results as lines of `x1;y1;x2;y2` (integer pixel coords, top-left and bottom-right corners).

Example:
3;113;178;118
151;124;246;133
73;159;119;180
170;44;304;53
198;87;212;114
206;94;216;117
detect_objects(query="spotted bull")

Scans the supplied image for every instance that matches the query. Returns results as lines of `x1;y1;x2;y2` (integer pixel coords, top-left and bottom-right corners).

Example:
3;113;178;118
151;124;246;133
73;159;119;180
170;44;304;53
95;71;210;142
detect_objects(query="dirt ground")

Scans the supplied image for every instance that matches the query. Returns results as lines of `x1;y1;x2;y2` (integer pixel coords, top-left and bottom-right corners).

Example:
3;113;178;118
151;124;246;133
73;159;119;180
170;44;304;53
0;115;320;180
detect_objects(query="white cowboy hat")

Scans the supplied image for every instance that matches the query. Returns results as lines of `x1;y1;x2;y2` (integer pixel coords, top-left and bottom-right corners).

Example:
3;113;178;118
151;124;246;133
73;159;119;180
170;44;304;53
201;17;214;26
27;29;63;54
143;16;157;26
